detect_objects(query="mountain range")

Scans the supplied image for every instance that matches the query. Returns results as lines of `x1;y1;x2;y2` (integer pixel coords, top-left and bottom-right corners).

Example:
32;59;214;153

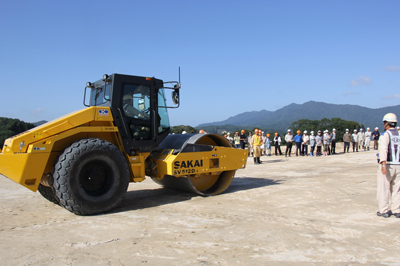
197;101;400;132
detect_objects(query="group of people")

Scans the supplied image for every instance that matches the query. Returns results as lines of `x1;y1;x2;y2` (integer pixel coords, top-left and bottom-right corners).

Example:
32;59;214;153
224;126;400;161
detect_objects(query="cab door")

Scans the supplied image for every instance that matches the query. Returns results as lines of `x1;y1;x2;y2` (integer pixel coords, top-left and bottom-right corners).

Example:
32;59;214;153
111;74;157;154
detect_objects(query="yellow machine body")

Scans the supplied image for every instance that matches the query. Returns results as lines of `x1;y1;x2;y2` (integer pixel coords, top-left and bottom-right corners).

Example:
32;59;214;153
0;106;247;194
0;107;131;191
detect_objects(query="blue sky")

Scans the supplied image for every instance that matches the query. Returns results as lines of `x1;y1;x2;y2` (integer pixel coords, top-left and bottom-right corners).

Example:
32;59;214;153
1;0;399;127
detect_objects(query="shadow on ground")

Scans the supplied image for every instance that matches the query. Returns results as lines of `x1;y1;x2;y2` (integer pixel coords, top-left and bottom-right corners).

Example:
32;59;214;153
112;177;281;214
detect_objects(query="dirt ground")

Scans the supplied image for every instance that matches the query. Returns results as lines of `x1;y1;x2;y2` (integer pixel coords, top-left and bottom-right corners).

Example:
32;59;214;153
1;146;400;265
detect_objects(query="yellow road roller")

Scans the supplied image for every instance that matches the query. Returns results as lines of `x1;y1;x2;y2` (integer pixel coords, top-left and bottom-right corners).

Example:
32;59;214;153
0;73;248;215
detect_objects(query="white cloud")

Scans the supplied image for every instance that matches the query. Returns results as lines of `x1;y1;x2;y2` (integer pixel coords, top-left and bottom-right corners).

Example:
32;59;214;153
383;65;400;72
30;108;46;114
342;92;360;96
350;76;371;87
383;94;400;100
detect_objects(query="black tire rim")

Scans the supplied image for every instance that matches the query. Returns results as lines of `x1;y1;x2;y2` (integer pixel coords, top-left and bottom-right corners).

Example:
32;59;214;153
79;160;114;197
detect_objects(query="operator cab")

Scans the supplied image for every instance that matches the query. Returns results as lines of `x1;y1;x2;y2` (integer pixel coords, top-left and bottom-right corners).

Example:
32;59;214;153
84;73;180;154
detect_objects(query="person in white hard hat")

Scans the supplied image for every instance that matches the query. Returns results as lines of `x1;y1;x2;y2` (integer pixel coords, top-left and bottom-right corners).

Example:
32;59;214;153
247;131;253;156
330;128;337;154
316;130;323;156
323;130;331;156
372;127;380;150
226;132;233;145
285;129;294;157
343;129;351;153
358;128;365;151
302;130;309;156
364;127;371;151
376;113;400;218
351;129;359;152
261;131;267;155
309;131;316;156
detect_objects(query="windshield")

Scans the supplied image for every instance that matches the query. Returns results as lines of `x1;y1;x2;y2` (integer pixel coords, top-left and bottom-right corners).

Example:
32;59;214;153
158;88;170;134
90;83;111;106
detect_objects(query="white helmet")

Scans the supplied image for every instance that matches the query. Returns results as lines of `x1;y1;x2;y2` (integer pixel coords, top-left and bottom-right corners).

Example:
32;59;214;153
304;130;307;134
360;128;363;131
354;129;357;132
383;113;398;123
287;129;292;132
375;127;379;130
332;128;336;131
367;127;370;130
346;129;349;132
310;131;314;134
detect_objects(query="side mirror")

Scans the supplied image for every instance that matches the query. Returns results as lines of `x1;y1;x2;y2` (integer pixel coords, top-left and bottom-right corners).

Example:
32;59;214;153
172;90;179;105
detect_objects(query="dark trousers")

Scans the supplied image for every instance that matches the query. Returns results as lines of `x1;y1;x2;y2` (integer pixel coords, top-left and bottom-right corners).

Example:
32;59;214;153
316;146;322;156
295;142;302;155
275;143;282;155
302;144;308;155
310;145;315;154
331;139;336;154
344;142;350;153
240;141;245;149
285;142;292;156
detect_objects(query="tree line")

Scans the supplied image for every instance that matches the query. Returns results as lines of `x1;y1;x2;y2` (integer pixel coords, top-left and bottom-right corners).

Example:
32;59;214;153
0;118;36;147
179;117;363;144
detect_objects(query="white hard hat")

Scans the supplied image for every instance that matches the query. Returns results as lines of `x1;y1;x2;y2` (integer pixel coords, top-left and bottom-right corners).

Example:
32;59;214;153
346;129;349;132
262;131;264;134
333;128;336;131
182;131;187;134
310;131;314;134
375;127;379;130
360;128;363;131
227;132;230;135
288;129;292;132
383;113;398;123
303;130;307;133
367;127;370;130
354;129;357;132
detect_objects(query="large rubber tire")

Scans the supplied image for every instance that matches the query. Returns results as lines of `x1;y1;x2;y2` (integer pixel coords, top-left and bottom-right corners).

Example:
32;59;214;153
38;183;59;205
52;138;130;215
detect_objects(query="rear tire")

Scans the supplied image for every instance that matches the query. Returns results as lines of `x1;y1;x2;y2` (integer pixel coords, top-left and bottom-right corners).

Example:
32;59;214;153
52;138;130;215
38;183;59;205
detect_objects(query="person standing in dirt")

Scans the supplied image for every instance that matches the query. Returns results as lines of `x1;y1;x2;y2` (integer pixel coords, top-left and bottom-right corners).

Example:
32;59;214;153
309;131;316;156
251;129;263;164
233;132;240;148
364;127;372;151
330;128;337;154
274;132;282;156
247;131;253;156
343;129;351;153
240;130;246;149
352;129;359;152
302;130;309;156
261;131;267;155
315;130;323;156
358;128;365;151
376;113;400;218
323;130;331;156
372;127;380;150
266;133;271;156
285;129;294;157
294;130;302;156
